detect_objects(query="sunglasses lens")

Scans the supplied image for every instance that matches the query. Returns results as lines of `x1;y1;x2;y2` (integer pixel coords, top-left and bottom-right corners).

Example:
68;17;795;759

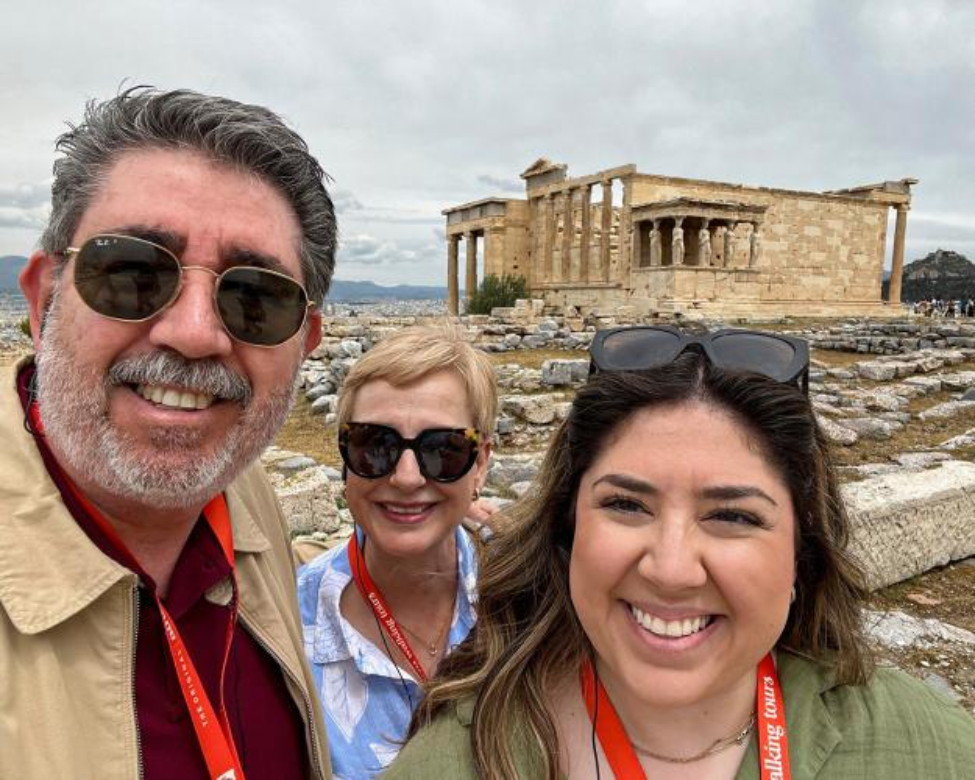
415;430;478;482
217;267;308;346
596;328;684;371
709;332;799;382
73;236;180;320
341;424;403;479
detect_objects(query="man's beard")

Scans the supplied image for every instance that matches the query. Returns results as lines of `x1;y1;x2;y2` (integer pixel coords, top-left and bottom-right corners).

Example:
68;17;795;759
34;289;300;509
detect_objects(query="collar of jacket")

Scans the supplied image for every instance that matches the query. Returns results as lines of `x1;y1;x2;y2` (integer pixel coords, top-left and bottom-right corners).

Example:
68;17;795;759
0;357;271;636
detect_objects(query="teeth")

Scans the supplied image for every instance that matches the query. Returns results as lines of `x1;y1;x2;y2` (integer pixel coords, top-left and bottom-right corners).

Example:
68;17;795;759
385;504;427;514
630;605;711;638
137;384;214;410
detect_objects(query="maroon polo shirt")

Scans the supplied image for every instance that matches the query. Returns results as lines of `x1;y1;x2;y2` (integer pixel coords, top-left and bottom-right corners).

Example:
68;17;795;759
18;366;309;779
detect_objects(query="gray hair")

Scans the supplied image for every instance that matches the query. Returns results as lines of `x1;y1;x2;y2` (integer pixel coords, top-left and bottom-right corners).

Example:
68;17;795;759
41;86;336;303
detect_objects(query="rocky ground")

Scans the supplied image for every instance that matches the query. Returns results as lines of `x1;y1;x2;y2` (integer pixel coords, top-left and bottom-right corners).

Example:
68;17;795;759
3;305;974;715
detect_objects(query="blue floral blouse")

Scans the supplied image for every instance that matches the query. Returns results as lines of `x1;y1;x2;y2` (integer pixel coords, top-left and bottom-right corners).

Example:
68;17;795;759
296;527;478;779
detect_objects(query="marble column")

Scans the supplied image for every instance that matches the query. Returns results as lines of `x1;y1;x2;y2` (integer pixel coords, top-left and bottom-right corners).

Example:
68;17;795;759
888;204;909;303
748;223;762;268
600;180;613;282
561;188;574;282
544;193;556;282
697;219;712;267
580;184;592;281
447;234;460;314
724;222;737;267
465;231;478;302
672;217;685;266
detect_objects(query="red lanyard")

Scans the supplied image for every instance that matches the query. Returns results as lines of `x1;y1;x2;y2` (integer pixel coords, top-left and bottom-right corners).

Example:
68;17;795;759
347;532;428;682
580;652;791;780
31;399;246;780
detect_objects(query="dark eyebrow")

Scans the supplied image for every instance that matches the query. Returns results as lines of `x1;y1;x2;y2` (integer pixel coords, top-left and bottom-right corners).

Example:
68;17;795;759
225;247;292;276
104;225;185;255
591;474;779;507
83;228;294;277
592;474;658;494
699;485;779;507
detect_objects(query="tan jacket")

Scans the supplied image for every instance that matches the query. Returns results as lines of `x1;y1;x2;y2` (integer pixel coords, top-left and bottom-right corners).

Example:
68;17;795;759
0;360;331;779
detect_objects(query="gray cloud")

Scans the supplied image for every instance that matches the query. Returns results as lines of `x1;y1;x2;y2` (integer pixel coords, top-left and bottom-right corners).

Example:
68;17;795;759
331;188;364;214
476;174;522;194
0;0;971;283
339;234;423;266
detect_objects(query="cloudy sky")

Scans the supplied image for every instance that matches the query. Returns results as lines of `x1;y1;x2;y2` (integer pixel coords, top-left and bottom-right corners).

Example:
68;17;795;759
1;0;973;287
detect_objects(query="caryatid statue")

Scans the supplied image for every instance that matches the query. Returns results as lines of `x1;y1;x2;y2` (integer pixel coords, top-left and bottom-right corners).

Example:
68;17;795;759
697;220;711;266
724;221;737;266
672;218;685;266
649;220;662;266
749;225;762;267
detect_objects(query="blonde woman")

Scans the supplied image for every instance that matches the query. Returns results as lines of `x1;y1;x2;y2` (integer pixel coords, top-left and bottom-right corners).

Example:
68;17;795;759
297;323;497;778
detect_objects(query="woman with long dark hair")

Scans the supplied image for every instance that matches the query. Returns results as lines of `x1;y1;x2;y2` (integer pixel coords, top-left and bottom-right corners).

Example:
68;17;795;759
386;326;975;779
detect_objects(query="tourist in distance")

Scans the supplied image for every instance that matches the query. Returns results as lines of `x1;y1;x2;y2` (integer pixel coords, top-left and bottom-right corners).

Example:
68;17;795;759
2;87;335;779
384;325;975;779
297;323;497;777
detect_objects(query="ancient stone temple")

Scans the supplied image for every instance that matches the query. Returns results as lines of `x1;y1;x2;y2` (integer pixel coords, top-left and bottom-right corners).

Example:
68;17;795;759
443;158;915;318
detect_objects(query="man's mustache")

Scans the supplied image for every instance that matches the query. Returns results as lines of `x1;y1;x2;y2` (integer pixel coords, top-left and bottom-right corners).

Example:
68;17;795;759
107;351;253;405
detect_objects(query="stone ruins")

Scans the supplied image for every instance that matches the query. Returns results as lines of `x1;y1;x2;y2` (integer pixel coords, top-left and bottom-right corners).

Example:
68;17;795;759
443;159;916;319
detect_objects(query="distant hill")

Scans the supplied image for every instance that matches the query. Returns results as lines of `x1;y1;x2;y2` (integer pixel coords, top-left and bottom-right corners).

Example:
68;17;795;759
0;256;446;301
888;249;975;302
327;279;446;301
0;256;27;291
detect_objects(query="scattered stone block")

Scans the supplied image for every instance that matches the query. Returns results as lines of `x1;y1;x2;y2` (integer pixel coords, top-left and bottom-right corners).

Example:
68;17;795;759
918;400;975;421
839;417;895;440
844;461;975;589
502;394;560;424
487;453;541;488
857;362;898;381
892;452;952;469
903;375;943;394
816;415;859;446
541;359;588;386
273;467;347;535
863;609;975;649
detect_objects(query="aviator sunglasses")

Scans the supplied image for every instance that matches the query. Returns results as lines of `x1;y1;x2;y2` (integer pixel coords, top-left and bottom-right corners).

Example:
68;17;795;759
64;233;315;347
339;422;482;483
590;325;810;392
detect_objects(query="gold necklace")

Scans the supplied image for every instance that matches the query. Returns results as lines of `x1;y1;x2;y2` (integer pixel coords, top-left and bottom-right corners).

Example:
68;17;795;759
396;615;452;657
630;712;756;765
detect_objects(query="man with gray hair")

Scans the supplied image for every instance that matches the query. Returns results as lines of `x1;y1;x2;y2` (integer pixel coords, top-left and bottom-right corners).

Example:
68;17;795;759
1;87;334;779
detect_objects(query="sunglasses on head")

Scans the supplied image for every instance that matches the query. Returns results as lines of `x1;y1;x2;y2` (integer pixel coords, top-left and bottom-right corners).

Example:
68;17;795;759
64;233;315;347
339;422;482;483
589;325;810;392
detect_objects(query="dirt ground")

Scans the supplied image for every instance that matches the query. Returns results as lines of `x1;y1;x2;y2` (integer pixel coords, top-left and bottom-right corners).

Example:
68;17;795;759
866;561;975;713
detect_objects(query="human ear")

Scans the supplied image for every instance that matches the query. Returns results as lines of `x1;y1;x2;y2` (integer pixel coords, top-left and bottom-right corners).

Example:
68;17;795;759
302;310;323;356
19;251;57;351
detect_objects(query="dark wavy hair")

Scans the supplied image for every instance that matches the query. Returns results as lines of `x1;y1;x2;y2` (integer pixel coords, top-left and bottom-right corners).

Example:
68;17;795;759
409;350;871;780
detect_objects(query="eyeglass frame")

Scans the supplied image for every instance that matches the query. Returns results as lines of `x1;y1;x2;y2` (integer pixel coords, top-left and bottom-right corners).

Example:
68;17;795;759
62;233;317;349
588;324;810;393
338;421;484;483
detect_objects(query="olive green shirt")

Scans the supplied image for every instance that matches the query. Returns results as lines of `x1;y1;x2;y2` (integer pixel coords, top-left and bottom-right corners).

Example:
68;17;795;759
383;652;975;779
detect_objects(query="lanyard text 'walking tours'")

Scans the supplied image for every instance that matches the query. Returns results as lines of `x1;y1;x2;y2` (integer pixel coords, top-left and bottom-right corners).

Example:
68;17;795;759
580;652;791;780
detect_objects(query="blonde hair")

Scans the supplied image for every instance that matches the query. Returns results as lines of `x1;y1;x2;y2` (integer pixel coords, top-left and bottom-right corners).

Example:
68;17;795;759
336;322;498;435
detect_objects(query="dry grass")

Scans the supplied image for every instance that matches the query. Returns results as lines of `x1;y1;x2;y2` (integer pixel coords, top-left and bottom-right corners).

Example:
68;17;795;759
273;395;342;468
488;347;586;370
